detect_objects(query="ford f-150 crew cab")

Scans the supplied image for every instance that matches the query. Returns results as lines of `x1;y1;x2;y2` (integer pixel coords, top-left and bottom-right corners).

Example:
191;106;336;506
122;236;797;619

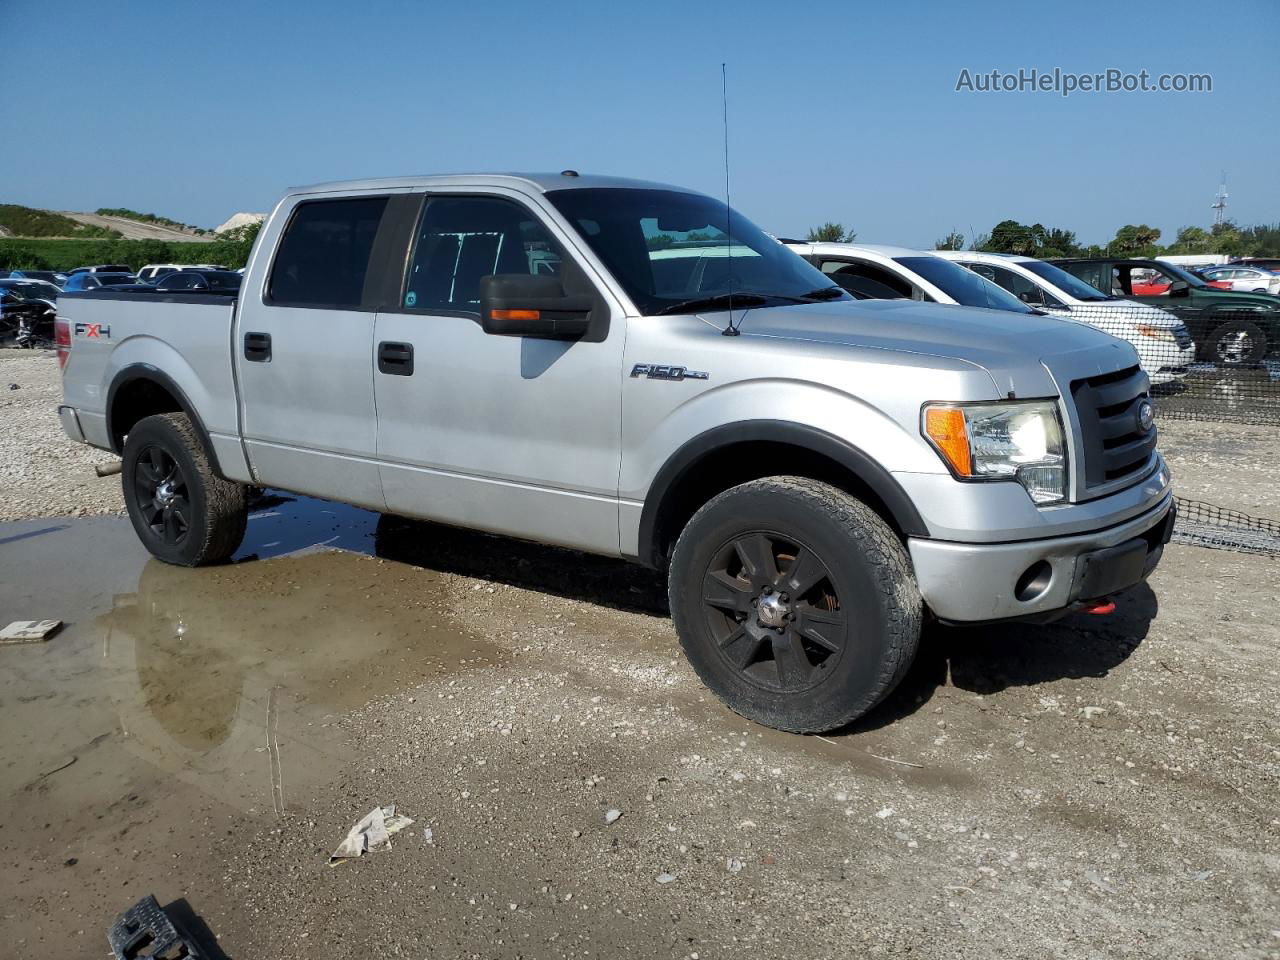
55;173;1174;732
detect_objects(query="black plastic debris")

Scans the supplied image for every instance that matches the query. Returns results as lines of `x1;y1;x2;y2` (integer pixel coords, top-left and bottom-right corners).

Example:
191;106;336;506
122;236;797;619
108;894;204;960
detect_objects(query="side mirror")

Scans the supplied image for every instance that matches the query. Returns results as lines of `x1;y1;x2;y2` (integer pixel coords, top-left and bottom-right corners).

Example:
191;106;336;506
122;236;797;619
479;274;593;339
1167;280;1190;297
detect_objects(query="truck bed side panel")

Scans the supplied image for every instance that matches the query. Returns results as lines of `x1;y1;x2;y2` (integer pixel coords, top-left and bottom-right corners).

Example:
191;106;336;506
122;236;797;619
58;293;252;482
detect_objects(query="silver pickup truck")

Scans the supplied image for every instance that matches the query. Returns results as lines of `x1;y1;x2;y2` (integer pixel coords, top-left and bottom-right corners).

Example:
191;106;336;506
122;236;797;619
56;173;1174;732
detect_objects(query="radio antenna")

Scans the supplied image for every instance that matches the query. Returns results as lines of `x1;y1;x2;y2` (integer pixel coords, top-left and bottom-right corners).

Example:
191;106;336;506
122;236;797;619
721;62;740;336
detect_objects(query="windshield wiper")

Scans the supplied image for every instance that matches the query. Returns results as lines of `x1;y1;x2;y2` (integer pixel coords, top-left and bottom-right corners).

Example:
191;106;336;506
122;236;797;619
795;286;847;301
653;293;770;316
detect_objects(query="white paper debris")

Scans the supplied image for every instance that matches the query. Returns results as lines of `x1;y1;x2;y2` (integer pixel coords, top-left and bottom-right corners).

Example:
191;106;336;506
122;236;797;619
605;809;622;824
329;804;414;863
0;620;61;644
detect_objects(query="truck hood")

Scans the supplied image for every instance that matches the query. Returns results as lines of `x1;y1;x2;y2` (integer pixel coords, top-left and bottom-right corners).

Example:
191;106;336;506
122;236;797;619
719;298;1138;397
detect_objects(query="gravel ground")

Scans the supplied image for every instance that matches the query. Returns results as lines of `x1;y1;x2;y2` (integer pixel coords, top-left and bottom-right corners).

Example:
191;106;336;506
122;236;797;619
0;350;121;520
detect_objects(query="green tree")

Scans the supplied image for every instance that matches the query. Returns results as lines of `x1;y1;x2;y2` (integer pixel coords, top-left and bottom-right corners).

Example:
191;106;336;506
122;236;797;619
1108;224;1162;258
1168;226;1211;254
806;222;856;243
1209;221;1243;257
1239;223;1280;257
934;231;965;251
985;219;1036;255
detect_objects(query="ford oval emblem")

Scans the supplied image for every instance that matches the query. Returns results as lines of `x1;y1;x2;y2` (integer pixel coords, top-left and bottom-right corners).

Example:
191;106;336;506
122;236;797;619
1137;400;1154;432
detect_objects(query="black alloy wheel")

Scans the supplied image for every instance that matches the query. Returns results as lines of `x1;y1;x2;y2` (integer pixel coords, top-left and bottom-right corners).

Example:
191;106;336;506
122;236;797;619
133;445;192;547
701;531;847;693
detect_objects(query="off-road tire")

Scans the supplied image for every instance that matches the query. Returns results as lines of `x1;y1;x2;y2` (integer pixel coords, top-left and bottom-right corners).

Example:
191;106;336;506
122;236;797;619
122;413;247;566
668;476;921;732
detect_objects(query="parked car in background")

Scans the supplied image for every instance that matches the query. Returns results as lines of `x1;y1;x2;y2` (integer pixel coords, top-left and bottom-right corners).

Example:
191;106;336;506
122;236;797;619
0;278;59;346
1051;257;1280;365
67;264;133;275
136;263;230;283
1199;265;1280;295
1187;267;1233;290
114;270;243;294
62;272;136;292
1233;257;1280;274
936;251;1194;385
783;242;1039;313
9;269;68;286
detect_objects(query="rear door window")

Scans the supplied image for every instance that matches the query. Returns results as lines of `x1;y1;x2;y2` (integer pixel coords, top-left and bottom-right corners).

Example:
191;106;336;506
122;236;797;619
268;196;389;308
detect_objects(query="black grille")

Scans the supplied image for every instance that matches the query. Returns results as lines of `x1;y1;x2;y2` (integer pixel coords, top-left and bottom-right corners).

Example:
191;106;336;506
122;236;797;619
1071;364;1157;489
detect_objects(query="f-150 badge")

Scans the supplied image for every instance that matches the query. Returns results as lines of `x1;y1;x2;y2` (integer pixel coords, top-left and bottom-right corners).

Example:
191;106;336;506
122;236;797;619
630;364;709;382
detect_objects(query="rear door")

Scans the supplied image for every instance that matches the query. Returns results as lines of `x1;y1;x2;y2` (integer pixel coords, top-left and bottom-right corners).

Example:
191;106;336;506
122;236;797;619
234;193;393;509
371;189;625;555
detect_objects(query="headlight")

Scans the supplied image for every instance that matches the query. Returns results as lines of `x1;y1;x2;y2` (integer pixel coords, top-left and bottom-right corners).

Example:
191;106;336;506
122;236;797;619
1134;323;1177;341
923;400;1068;505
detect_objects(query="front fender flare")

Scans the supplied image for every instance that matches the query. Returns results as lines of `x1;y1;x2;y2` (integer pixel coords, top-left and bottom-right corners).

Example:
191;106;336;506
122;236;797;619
636;420;928;567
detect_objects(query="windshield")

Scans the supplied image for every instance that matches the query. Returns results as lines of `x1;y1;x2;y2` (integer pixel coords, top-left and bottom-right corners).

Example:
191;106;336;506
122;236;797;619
1153;261;1208;288
1021;260;1113;301
545;188;845;315
96;274;135;285
894;256;1035;312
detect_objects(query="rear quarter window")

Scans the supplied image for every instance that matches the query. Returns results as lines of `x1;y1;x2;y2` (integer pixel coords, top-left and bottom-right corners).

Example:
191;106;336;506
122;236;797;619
267;196;389;308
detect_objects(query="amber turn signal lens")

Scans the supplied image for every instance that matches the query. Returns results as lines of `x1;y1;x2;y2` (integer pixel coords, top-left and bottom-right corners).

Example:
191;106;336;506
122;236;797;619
490;309;540;320
924;406;972;476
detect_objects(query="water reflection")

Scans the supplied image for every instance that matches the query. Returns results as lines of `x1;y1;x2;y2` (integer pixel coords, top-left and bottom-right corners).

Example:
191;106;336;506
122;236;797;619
97;549;505;811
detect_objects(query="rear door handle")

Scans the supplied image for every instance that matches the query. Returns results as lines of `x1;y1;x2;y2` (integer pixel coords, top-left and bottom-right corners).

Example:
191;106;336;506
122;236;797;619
378;341;414;376
244;331;272;362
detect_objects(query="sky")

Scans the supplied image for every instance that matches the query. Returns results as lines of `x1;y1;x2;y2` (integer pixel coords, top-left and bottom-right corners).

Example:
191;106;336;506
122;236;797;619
2;0;1276;248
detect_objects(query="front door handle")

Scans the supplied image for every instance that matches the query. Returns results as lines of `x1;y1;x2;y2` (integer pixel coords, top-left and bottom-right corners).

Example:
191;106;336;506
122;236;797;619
378;341;414;376
244;331;272;362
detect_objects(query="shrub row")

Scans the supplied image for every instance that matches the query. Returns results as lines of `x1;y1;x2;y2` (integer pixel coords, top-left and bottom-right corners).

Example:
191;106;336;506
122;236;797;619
0;237;254;272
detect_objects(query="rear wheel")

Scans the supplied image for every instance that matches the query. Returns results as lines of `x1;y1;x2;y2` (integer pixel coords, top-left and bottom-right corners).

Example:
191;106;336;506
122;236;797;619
1207;320;1267;365
668;477;921;733
122;413;247;566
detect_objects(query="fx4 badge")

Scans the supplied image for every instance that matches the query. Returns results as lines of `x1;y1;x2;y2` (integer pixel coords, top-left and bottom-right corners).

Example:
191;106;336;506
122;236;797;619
73;322;110;339
630;363;709;382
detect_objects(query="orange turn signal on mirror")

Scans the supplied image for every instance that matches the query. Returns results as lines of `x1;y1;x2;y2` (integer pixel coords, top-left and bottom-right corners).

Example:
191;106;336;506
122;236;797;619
923;406;972;477
490;309;540;320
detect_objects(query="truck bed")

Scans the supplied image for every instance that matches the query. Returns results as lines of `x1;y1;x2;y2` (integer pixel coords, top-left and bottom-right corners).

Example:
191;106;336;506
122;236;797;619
57;290;251;483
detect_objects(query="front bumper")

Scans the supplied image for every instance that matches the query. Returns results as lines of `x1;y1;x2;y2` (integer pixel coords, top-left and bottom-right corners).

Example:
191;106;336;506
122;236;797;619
908;492;1174;623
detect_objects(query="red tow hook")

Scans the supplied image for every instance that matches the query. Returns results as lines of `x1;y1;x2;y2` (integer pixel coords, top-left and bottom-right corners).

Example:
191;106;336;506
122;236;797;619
1081;600;1116;615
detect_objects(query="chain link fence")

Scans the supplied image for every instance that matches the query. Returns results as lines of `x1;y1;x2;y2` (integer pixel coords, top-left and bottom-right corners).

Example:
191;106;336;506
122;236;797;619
1047;302;1280;555
1172;498;1280;557
1051;303;1280;425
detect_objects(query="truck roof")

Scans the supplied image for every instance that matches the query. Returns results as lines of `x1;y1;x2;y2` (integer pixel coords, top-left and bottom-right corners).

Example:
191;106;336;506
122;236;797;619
286;172;698;197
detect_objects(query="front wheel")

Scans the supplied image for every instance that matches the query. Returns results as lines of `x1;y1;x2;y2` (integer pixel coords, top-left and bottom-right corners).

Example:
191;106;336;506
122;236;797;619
122;413;248;566
668;477;921;733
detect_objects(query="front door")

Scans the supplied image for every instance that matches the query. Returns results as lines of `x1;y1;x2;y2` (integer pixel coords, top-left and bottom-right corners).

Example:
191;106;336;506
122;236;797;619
372;191;625;555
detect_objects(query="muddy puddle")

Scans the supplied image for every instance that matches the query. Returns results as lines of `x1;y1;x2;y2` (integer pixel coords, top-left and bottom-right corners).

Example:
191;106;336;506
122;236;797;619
0;497;506;825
